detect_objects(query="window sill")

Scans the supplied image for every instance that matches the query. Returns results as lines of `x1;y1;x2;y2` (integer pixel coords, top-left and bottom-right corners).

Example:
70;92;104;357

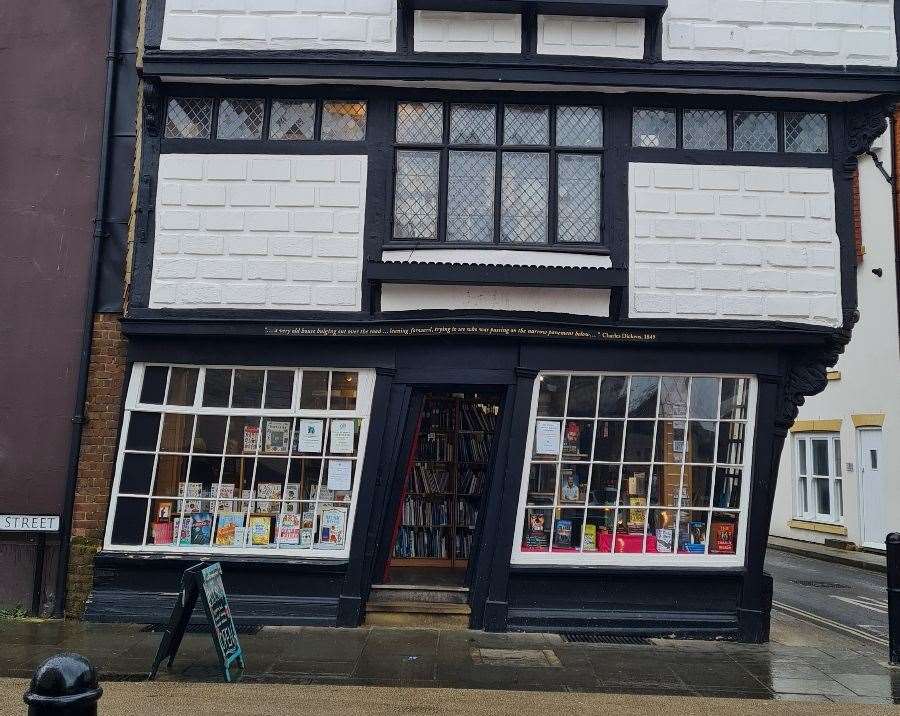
788;519;848;536
383;242;610;257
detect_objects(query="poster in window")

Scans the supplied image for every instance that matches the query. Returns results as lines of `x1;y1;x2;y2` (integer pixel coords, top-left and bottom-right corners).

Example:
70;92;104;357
559;468;580;503
264;420;291;455
318;506;347;547
326;459;353;492
156;501;173;522
534;420;561;456
294;419;324;453
330;420;355;454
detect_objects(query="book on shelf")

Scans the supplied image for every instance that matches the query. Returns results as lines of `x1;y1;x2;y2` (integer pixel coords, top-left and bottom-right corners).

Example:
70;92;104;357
457;433;491;462
709;519;736;554
410;464;450;494
582;523;597;552
248;515;272;545
525;512;550;549
215;513;245;546
190;512;213;545
276;514;302;545
553;519;573;548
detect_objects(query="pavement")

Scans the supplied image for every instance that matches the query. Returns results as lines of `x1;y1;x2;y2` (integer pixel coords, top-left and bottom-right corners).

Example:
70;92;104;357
768;536;887;574
1;680;899;716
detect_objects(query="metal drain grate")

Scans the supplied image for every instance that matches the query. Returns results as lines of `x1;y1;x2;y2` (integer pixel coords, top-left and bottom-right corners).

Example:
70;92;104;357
142;623;262;635
561;633;651;645
790;580;849;589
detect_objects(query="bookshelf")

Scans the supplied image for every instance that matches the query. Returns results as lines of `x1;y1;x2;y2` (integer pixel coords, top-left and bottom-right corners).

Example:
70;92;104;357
390;393;499;569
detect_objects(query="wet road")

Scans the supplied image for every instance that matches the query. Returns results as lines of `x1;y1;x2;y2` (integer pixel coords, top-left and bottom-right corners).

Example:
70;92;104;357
766;548;889;645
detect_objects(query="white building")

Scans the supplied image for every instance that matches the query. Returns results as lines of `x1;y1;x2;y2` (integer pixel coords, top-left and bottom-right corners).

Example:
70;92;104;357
771;130;900;553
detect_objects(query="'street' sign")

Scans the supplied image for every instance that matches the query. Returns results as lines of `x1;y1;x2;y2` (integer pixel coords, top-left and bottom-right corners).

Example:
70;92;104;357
0;515;60;532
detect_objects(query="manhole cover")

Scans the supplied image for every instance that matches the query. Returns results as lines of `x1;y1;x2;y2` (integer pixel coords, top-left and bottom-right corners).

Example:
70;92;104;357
561;633;651;645
142;623;262;635
790;580;849;589
471;648;561;667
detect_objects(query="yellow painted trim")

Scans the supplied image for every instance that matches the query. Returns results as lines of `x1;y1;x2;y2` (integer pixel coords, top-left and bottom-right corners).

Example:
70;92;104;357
788;519;849;536
852;413;885;428
790;419;842;433
826;371;841;381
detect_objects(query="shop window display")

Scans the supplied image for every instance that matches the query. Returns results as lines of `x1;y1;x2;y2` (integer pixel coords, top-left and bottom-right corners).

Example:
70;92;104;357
515;373;755;566
105;364;374;557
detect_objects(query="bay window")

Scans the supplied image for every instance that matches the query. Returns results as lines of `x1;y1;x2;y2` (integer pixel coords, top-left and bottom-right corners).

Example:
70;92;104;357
513;373;756;566
794;433;843;524
392;101;604;247
105;364;374;558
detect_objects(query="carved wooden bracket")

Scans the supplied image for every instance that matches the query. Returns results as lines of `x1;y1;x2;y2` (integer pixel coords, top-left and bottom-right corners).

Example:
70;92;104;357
142;79;162;139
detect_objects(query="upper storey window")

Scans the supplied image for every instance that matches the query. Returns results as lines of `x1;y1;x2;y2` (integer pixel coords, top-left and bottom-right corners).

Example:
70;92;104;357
392;102;605;247
164;97;367;142
632;108;828;154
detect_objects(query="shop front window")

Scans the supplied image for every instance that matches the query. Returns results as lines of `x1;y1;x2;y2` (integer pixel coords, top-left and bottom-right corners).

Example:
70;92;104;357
794;433;843;524
513;373;756;566
105;364;374;557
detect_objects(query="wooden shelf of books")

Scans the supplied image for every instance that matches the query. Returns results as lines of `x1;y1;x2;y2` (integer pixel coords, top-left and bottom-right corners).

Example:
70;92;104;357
390;394;497;569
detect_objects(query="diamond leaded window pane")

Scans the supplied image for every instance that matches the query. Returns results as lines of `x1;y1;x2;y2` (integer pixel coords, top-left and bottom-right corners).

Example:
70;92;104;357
504;105;550;146
683;109;727;151
393;151;440;240
321;101;367;141
396;102;444;144
269;100;315;141
556;106;603;148
216;99;264;140
733;111;777;152
450;104;496;145
632;108;676;148
501;152;549;244
557;154;602;244
447;151;495;243
784;113;828;154
165;97;213;139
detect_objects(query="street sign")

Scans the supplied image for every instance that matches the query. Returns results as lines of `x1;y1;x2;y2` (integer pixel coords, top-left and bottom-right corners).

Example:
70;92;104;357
0;515;59;532
148;562;245;682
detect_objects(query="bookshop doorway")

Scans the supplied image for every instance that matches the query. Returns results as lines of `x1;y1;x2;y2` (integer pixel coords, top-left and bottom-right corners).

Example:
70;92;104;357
385;389;502;589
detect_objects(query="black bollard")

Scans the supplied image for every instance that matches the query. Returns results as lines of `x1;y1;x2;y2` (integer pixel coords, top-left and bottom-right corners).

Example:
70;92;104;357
889;533;900;666
23;653;102;715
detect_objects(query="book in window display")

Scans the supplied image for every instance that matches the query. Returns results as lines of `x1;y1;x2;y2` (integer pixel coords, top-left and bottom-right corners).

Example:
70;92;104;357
553;518;573;549
560;469;580;503
190;512;214;545
174;516;192;546
319;506;347;548
276;514;301;546
249;515;272;546
582;523;597;552
524;511;550;549
710;519;736;554
299;507;315;548
655;527;674;553
264;420;291;455
215;513;245;546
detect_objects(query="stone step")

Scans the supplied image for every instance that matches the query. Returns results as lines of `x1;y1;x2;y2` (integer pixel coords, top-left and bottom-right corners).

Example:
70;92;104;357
369;585;469;605
366;600;471;615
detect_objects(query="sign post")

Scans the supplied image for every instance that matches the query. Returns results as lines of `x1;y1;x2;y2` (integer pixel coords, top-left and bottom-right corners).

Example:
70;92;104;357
148;563;244;682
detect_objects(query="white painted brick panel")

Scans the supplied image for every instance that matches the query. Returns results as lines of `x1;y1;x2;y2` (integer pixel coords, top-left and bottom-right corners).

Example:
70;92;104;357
537;15;645;59
161;2;396;51
629;163;841;326
664;0;897;65
151;153;366;311
413;11;521;53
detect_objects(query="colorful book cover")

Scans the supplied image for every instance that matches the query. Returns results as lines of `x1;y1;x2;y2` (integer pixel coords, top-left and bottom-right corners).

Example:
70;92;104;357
559;469;580;503
582;523;597;552
249;515;272;545
276;514;301;545
151;521;173;545
319;506;347;547
553;518;573;548
655;527;674;553
524;512;549;548
710;520;736;554
190;512;213;545
264;420;291;455
215;512;244;546
173;517;192;546
628;496;644;529
562;421;581;455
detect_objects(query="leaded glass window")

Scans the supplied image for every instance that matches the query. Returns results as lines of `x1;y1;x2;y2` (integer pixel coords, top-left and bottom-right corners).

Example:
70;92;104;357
683;110;727;151
393;101;604;247
733;111;777;153
269;100;315;141
321;101;367;141
633;108;676;149
216;99;264;141
165;98;213;139
784;113;828;154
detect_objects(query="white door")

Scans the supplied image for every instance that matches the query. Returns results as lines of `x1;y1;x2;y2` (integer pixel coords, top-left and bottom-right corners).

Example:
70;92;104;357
858;429;885;549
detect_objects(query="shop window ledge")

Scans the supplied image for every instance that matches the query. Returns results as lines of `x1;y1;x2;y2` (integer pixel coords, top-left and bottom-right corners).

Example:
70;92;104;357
787;519;848;536
367;259;626;289
405;0;668;20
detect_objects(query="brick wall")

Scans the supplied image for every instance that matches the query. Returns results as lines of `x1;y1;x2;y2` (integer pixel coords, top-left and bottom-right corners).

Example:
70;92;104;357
152;153;367;311
663;0;897;66
537;15;644;59
161;0;396;52
413;11;521;53
66;313;127;618
629;162;842;326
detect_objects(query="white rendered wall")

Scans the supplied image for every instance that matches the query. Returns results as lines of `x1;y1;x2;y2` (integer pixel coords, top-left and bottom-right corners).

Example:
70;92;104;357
629;163;842;327
151;154;366;311
770;132;900;548
380;285;611;317
413;11;522;53
537;15;644;59
160;0;396;52
663;0;897;66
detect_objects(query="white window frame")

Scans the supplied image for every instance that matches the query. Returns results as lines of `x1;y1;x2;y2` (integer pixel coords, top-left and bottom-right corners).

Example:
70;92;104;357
103;363;375;559
793;432;843;524
510;372;757;568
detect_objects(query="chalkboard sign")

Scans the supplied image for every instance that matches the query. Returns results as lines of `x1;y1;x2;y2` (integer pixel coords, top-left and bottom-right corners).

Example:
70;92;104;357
148;562;245;682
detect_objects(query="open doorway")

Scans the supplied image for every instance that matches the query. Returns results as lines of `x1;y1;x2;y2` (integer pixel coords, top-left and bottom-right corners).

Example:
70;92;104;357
384;389;502;588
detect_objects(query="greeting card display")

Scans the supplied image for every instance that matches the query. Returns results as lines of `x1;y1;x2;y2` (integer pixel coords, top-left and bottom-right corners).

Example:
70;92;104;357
264;420;291;455
319;506;347;547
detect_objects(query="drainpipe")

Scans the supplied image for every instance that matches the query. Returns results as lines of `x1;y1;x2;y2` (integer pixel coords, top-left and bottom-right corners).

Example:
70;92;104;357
53;0;123;618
